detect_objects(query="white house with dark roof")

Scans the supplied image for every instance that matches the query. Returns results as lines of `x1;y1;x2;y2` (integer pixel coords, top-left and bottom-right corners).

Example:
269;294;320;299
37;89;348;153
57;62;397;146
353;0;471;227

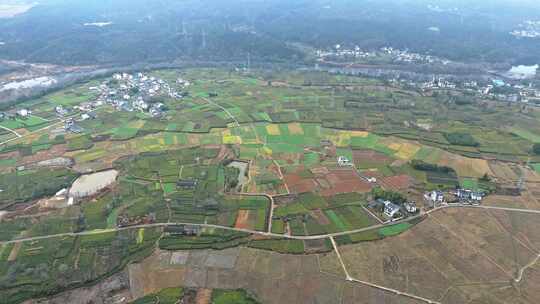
383;200;401;218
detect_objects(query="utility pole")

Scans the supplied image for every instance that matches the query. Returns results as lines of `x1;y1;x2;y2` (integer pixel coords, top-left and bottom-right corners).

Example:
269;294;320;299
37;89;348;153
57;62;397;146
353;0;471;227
247;52;251;72
201;29;207;49
182;20;187;36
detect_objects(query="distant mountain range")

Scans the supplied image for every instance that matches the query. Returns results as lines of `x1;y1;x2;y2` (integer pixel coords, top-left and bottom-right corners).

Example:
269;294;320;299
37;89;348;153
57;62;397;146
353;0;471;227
0;0;539;66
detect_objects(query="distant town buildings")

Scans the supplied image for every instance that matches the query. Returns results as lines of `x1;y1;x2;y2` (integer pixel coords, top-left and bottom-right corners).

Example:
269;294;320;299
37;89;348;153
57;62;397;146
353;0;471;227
510;20;540;38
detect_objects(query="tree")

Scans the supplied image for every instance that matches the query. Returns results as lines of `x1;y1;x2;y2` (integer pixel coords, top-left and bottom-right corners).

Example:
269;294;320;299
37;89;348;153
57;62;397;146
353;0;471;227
533;143;540;155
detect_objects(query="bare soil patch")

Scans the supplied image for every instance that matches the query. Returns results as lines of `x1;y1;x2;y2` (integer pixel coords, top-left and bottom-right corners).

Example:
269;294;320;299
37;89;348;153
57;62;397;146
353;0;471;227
379;174;413;191
234;210;250;229
320;169;372;196
195;288;212;304
353;149;393;165
69;169;118;198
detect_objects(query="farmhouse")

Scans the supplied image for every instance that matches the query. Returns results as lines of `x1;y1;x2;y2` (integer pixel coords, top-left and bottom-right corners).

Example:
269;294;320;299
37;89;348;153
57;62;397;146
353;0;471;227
165;224;200;236
337;156;353;167
425;190;444;203
404;202;418;213
177;179;198;190
55;105;68;116
455;189;484;202
16;108;30;117
383;200;401;218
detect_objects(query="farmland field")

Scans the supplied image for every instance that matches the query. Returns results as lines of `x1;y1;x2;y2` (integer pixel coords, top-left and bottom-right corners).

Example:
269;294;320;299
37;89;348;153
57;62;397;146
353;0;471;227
0;67;540;304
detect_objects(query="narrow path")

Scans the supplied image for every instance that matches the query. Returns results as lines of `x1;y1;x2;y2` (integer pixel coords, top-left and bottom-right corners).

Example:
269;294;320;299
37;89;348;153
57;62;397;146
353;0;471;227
466;205;540;214
515;252;540;283
201;97;239;127
330;236;441;304
272;159;290;194
329;236;352;280
0;125;22;138
362;205;383;224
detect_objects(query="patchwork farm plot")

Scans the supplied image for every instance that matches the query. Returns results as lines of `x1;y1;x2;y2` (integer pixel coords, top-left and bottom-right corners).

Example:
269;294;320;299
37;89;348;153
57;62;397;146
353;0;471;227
1;67;540;304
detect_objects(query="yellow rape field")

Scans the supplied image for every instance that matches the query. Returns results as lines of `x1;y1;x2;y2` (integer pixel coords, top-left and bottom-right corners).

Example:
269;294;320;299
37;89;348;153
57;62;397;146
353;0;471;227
389;142;421;160
222;129;242;144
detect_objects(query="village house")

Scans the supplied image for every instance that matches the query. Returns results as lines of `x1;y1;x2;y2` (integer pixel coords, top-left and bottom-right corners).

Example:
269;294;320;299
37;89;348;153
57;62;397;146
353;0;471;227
337;156;353;167
404;202;418;213
454;189;484;203
425;190;444;203
383;200;401;218
177;179;198;190
16;108;31;118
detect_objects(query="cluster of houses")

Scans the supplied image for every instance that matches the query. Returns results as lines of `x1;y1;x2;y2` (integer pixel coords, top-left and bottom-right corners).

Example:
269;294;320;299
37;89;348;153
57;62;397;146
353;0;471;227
416;76;540;105
165;224;200;236
510;20;540;38
316;45;449;65
424;188;485;206
368;199;419;222
0;108;33;121
94;72;187;117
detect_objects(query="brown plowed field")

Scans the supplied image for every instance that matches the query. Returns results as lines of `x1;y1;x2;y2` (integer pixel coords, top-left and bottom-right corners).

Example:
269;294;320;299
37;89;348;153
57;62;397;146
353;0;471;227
379;175;413;191
320;169;372;196
283;173;319;194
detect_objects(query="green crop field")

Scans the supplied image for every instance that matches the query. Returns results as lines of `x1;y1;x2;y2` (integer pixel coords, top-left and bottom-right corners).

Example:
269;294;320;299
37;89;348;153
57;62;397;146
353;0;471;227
132;288;183;304
379;222;413;237
461;178;479;191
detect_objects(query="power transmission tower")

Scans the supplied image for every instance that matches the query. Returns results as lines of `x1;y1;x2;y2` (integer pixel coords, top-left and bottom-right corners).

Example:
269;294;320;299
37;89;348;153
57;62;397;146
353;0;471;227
247;52;251;72
201;29;207;49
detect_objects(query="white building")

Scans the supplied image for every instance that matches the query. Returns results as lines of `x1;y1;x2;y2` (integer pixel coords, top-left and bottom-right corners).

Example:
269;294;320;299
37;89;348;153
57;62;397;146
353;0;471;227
425;190;444;203
337;156;353;167
383;201;401;218
17;109;30;117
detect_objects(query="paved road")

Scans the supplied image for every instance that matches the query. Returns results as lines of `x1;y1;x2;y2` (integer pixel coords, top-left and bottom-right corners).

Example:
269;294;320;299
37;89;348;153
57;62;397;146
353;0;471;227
3;200;540;245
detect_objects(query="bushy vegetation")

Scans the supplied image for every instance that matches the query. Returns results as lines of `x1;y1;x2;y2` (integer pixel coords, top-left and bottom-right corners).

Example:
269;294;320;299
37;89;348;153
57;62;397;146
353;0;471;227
132;288;183;304
212;289;260;304
0;229;161;304
371;187;407;204
533;143;540;155
159;229;250;251
410;160;455;174
444;132;479;147
0;168;79;208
